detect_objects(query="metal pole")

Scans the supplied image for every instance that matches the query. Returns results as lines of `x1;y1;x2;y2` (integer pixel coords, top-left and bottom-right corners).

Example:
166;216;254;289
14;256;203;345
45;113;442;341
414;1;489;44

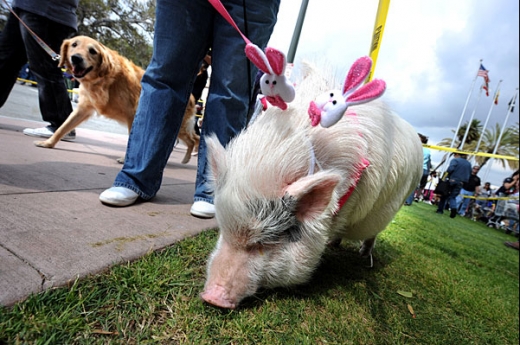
287;0;309;64
459;87;483;150
482;88;519;182
474;80;502;156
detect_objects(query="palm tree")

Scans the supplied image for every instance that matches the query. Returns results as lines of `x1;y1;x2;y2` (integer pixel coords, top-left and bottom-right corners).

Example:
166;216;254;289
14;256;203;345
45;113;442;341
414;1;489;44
473;122;519;170
437;121;519;171
455;119;483;148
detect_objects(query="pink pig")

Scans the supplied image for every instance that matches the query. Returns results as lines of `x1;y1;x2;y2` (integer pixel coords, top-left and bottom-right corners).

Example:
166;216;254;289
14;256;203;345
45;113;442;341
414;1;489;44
200;63;423;309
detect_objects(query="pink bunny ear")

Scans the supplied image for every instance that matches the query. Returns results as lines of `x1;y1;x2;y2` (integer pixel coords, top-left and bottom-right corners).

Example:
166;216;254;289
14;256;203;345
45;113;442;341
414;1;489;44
245;43;273;75
265;47;286;76
342;56;372;95
345;79;386;104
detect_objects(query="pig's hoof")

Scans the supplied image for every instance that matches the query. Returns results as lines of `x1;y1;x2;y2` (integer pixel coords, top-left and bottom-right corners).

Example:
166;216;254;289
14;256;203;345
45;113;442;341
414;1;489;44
34;140;53;148
327;238;342;248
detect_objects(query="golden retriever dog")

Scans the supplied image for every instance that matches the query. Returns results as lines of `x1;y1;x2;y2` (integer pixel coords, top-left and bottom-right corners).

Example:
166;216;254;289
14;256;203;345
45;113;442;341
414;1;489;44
177;95;200;164
34;35;200;164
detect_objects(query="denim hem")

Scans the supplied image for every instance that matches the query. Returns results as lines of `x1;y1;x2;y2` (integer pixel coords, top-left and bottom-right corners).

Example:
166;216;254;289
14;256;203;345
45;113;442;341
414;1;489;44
112;182;152;200
194;197;213;205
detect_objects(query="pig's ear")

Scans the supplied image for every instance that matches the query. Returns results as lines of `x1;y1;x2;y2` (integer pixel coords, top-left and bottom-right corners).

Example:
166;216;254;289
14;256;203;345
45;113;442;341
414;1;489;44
206;134;227;180
284;171;341;222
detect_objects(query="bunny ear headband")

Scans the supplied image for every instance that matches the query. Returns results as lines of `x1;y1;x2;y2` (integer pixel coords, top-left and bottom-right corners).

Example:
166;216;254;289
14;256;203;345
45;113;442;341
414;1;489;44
308;56;386;128
207;0;295;110
208;1;385;118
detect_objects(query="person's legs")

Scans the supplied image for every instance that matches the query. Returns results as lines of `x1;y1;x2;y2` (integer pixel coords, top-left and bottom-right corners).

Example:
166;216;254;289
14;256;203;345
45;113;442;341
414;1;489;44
0;11;27;108
404;190;415;205
458;189;474;216
193;0;281;207
448;182;463;218
19;11;75;129
107;0;213;201
437;196;446;213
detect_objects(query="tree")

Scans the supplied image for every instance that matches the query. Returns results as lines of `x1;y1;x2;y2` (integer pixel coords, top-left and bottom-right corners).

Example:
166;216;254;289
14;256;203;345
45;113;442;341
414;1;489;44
77;0;155;68
0;0;155;68
472;122;519;170
438;121;519;171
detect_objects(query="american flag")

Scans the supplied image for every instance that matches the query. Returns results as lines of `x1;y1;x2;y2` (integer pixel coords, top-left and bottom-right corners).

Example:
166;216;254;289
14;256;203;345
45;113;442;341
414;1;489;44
477;64;490;83
478;64;490;96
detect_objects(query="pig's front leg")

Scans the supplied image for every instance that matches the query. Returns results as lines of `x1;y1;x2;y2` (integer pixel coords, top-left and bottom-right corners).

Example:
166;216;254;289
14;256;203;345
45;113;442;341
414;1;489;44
359;237;376;268
359;237;376;257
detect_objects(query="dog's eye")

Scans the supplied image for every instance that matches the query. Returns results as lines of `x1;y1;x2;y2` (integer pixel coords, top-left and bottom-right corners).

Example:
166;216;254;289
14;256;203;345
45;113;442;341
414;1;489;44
89;48;98;55
71;42;77;48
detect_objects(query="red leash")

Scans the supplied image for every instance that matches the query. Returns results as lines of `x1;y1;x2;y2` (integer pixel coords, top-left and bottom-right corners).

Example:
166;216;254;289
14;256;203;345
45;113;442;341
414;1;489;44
1;0;61;61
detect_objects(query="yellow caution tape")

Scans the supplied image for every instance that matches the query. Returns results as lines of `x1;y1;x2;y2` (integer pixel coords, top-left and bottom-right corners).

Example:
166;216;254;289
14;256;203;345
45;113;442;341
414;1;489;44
424;144;519;161
461;195;519;201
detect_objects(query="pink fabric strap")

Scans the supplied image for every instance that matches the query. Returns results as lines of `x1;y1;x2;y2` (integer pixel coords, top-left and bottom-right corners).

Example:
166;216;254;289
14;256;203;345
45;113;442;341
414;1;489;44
207;0;251;44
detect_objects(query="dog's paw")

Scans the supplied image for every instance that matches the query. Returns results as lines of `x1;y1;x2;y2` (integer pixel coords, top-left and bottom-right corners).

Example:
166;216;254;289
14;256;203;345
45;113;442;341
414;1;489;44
34;140;54;148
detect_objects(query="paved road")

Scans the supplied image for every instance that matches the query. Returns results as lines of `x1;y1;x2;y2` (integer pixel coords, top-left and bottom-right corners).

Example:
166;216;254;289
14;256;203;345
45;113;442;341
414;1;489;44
0;83;217;307
1;83;128;135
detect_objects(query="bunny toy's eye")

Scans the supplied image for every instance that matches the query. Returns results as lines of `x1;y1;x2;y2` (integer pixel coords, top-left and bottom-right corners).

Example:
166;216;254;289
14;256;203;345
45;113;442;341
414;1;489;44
330;92;334;97
332;100;337;105
265;80;270;85
273;81;277;85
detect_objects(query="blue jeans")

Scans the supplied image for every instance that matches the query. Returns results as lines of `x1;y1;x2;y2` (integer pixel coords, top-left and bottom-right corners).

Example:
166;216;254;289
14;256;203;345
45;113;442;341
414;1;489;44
456;188;475;216
113;0;280;203
405;169;428;204
0;9;75;128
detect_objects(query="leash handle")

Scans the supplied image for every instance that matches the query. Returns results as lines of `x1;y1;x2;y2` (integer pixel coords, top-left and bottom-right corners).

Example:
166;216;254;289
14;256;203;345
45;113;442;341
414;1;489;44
2;0;61;61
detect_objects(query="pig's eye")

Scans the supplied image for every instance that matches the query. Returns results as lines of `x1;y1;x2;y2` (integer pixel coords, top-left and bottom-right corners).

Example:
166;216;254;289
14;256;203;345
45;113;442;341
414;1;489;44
283;225;302;243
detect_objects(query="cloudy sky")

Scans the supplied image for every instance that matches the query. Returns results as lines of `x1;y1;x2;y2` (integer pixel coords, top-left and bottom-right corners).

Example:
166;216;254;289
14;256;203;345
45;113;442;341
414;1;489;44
267;0;519;187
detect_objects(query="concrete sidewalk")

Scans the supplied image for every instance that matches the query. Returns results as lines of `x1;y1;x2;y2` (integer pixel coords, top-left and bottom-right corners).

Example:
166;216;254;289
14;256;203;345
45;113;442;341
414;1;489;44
0;116;217;306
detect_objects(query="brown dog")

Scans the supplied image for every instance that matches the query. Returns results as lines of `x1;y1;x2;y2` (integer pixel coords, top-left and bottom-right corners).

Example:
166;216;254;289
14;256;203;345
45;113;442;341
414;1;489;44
34;35;199;164
177;95;200;164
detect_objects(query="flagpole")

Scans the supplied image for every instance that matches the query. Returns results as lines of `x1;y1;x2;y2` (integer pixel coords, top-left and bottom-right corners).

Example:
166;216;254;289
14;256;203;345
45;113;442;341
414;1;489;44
439;60;483;176
449;59;483;149
482;88;519;182
459;86;484;151
474;80;502;159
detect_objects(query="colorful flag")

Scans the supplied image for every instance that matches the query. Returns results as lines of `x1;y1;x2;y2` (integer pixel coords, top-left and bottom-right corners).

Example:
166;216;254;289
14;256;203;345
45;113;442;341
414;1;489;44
494;90;499;105
477;64;490;83
508;95;516;112
482;83;489;96
478;64;490;96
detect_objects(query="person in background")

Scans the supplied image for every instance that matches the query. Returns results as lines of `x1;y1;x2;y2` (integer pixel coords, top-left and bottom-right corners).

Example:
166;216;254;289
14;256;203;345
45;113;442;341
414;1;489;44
404;133;431;205
423;170;439;204
436;152;472;218
456;165;481;216
0;0;79;141
99;0;281;219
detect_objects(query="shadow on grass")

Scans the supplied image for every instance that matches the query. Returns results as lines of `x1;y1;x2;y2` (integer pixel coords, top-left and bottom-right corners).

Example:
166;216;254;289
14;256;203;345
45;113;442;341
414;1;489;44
239;238;402;314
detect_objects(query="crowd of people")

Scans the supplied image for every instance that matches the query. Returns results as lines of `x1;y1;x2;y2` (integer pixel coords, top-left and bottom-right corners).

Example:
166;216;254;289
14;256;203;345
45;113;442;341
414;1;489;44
406;150;519;243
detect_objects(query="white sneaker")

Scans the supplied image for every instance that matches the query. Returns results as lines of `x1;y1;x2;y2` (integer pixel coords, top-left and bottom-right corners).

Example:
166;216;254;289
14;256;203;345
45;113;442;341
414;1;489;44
190;201;215;219
23;126;76;141
99;187;139;207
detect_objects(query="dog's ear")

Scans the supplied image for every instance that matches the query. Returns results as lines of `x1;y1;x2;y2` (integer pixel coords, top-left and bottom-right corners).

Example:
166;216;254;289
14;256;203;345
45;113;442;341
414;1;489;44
96;44;115;77
59;39;71;70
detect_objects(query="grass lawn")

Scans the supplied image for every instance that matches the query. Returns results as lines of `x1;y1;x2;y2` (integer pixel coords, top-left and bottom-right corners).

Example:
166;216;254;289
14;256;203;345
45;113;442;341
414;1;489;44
1;202;518;344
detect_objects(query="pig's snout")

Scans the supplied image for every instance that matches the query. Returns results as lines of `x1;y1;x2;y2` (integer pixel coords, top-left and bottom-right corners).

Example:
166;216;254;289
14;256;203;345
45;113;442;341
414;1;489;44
200;285;237;309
